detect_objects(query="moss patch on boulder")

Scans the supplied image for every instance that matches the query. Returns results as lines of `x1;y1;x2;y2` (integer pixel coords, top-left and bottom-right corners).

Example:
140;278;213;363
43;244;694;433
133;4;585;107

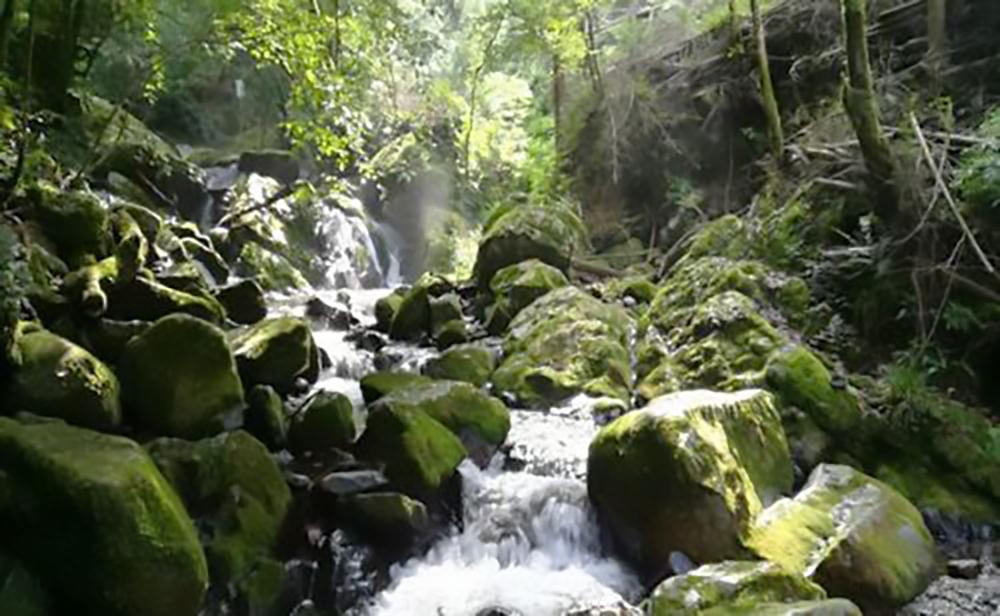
288;391;357;454
119;314;245;438
485;259;569;334
2;327;121;431
588;389;792;577
747;464;940;613
27;182;111;268
0;418;208;616
147;431;291;589
423;344;496;387
230;317;317;393
493;286;632;406
360;372;433;405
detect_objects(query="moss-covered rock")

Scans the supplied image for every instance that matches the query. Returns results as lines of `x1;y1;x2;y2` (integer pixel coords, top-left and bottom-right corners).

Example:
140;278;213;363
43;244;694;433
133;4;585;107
147;430;291;589
62;257;119;318
114;202;163;245
646;561;828;616
96;142;209;222
214;279;268;325
2;327;121;431
474;200;589;287
340;492;430;547
433;318;470;349
356;400;467;498
747;464;940;612
244;385;287;451
27;182;111;268
493;286;632;406
430;293;464;332
119;314;245;438
766;346;863;439
423;344;496;387
485;258;569;334
236;242;310;292
180;237;230;285
288;391;357;454
390;286;431;341
0;418;208;616
376;380;510;460
111;208;149;282
375;289;406;334
107;274;227;324
360;372;433;405
588;389;793;577
230;317;317;393
682;214;753;262
714;599;862;616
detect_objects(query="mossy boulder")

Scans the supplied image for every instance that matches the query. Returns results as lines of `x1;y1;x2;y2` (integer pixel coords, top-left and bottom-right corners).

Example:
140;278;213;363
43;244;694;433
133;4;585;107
766;346;863;437
2;327;121;431
433;318;470;349
682;214;753;262
180;237;230;285
375;290;407;333
27;182;111;268
288;391;357;454
147;430;291;589
493;286;632;406
356;400;467;498
360;372;433;405
244;385;287;451
646;561;830;616
0;418;208;616
389;285;430;341
236;242;310;292
473;200;589;287
588;389;793;578
485;258;569;334
96;142;209;222
119;314;245;438
423;344;496;387
62;257;119;318
111;208;149;282
230;317;318;393
747;464;940;612
376;380;510;461
429;293;464;332
214;279;268;325
340;492;430;547
107;274;227;324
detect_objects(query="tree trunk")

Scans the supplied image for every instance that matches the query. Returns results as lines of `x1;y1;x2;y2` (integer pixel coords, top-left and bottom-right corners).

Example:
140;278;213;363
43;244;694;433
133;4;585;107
840;0;899;221
553;53;564;153
750;0;783;162
927;0;947;81
0;0;18;71
29;0;85;111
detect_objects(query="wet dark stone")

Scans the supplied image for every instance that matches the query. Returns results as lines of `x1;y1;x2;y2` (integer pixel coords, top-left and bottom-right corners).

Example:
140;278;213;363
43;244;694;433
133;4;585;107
318;470;390;497
305;297;358;330
948;559;984;580
347;329;388;353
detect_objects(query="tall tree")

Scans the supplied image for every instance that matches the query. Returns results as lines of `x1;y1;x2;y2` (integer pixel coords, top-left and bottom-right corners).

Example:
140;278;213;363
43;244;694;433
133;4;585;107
840;0;898;221
749;0;783;162
927;0;948;82
0;0;17;70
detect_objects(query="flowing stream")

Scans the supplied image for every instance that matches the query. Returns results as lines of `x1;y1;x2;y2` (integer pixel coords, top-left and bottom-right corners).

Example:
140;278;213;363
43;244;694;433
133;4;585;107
284;208;642;615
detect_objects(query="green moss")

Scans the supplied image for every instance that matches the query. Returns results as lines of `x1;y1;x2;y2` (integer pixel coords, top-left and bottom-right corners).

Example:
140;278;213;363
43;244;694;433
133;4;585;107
683;215;752;262
107;274;227;323
360;372;433;405
493;287;632;406
379;380;510;450
230;317;317;393
2;328;121;431
430;293;463;332
434;318;470;348
390;286;431;341
288;391;357;454
62;257;119;318
28;182;111;268
646;561;827;616
147;431;291;589
244;385;287;451
485;259;569;334
375;290;406;334
119;314;245;438
357;401;467;498
237;242;309;292
747;464;940;612
423;344;496;387
474;200;589;287
587;389;792;576
706;599;862;616
766;346;862;435
341;493;430;546
0;418;208;616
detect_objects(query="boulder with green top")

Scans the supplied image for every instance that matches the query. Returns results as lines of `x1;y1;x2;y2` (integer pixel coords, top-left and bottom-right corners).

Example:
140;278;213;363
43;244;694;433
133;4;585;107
746;464;940;613
376;380;510;463
473;200;588;287
588;389;793;577
493;286;633;406
356;400;467;498
360;372;433;405
766;346;862;437
2;326;121;431
180;237;230;285
0;418;208;616
111;208;149;282
214;279;268;325
340;492;430;547
147;430;291;589
245;385;287;451
119;314;245;438
389;290;430;341
434;318;470;349
27;182;111;268
485;259;569;334
288;391;357;454
107;274;227;323
424;344;496;387
62;256;118;318
375;289;407;333
430;293;464;331
646;561;830;616
230;317;318;393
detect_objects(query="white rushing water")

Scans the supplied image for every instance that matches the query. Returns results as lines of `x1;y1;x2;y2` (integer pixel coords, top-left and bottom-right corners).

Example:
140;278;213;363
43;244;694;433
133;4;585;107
363;397;641;616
